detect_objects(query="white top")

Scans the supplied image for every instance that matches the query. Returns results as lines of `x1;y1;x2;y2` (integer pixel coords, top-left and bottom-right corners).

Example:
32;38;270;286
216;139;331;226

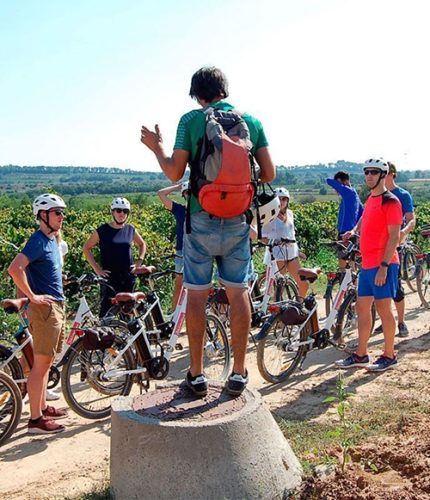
58;240;69;267
262;209;299;262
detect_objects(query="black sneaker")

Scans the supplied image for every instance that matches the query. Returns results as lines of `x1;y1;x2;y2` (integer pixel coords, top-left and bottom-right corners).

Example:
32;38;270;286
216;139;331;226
185;371;208;397
226;371;248;397
398;322;409;337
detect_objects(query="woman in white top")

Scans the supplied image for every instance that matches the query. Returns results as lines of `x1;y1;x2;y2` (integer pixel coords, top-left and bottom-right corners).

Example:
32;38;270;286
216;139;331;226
261;187;309;299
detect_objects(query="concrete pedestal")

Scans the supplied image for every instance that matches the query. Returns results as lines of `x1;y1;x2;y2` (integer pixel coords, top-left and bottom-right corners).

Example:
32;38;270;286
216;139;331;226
110;382;302;499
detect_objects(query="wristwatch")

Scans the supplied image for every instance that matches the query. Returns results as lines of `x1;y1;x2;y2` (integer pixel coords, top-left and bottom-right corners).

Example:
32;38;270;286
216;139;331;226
380;261;389;268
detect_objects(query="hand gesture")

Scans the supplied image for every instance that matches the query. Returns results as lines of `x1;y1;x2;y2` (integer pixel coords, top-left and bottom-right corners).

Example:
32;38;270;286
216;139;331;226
141;124;163;152
30;294;55;305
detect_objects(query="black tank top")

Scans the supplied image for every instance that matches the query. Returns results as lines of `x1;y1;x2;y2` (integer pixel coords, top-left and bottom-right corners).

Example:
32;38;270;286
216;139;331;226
97;223;135;274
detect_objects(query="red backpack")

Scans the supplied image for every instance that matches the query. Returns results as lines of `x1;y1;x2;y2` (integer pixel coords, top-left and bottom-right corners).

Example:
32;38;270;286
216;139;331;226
188;107;257;222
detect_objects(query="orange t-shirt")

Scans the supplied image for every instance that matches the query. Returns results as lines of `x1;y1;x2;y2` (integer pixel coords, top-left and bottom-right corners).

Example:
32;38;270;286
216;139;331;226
359;191;402;269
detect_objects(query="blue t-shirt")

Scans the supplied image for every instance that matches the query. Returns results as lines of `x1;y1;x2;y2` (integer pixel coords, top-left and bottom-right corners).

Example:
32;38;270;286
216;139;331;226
326;178;363;233
391;186;414;223
21;230;64;301
171;202;186;251
97;223;135;275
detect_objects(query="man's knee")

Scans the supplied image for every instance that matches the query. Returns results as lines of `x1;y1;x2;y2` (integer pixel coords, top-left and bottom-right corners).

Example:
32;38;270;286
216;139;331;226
375;298;394;316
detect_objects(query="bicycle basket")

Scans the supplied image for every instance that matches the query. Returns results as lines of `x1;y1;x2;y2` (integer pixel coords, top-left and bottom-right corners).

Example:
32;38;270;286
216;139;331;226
82;327;115;351
278;301;308;326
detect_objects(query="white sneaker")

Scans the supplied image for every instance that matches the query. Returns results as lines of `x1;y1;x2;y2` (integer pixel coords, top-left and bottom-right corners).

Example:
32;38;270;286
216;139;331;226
46;389;60;401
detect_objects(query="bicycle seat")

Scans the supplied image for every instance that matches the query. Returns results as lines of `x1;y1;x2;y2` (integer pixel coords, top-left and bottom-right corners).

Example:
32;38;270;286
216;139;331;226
111;292;146;304
297;267;321;282
0;297;29;313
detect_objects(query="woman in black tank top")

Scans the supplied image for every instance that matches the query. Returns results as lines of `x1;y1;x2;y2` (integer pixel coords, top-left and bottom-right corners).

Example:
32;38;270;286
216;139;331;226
83;197;147;317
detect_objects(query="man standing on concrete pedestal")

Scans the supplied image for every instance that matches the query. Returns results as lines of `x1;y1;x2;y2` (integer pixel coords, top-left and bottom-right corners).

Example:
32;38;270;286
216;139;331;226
141;67;276;397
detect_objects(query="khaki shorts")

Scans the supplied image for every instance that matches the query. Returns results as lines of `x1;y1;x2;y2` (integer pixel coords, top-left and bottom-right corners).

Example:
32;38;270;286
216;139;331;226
27;302;65;357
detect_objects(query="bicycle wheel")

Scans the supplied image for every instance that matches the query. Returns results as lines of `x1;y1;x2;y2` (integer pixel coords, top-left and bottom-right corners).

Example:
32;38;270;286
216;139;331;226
333;291;376;344
403;245;420;292
203;314;231;381
417;258;430;309
0;344;27;398
256;315;308;384
61;335;135;419
275;277;300;302
0;371;22;446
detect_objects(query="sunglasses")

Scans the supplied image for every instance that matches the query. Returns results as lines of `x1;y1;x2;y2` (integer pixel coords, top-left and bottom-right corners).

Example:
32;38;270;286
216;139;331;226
364;169;382;176
48;209;65;216
113;208;130;214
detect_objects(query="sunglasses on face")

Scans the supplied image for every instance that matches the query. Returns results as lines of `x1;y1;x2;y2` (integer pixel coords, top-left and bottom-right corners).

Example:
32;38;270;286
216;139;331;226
364;169;382;176
48;209;65;216
113;208;129;214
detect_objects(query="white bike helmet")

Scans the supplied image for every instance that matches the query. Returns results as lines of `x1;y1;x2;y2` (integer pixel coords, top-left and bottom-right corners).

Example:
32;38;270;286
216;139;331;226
32;193;66;216
363;158;389;173
274;187;290;199
180;181;189;195
111;197;131;211
251;193;280;226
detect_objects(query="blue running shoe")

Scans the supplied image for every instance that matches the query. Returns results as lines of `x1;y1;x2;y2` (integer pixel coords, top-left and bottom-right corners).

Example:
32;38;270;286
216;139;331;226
366;355;398;372
335;353;369;369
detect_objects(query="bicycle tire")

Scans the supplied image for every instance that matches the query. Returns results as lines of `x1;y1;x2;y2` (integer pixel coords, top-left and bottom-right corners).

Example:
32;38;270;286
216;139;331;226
417;260;430;309
324;276;341;318
203;314;231;381
256;314;308;384
0;371;22;446
333;290;376;343
275;277;300;302
61;335;135;420
0;344;27;398
403;246;419;292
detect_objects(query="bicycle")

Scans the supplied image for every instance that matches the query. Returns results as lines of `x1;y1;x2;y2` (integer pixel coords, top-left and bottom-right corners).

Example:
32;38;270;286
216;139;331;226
0;371;22;446
0;274;113;397
61;269;231;419
416;225;430;308
323;236;361;317
398;237;422;293
207;239;300;331
255;240;376;384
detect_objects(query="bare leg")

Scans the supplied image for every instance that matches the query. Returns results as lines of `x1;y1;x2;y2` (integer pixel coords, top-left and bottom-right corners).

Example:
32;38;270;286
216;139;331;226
186;288;210;376
172;274;183;310
225;287;251;376
395;299;405;324
355;296;374;357
286;258;309;299
375;298;396;358
27;354;53;419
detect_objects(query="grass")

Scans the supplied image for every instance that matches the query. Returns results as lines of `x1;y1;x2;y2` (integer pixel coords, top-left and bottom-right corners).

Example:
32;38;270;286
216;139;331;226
276;392;430;474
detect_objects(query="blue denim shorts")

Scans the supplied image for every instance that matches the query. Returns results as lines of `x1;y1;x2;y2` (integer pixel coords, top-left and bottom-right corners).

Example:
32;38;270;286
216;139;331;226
183;211;250;290
358;264;399;300
175;249;184;274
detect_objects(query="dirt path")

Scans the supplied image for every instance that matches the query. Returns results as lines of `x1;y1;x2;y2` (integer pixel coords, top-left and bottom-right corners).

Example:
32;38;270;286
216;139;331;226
1;290;429;499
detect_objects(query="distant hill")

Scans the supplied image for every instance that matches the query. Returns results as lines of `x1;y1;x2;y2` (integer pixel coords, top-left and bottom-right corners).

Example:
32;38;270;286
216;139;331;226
1;162;430;204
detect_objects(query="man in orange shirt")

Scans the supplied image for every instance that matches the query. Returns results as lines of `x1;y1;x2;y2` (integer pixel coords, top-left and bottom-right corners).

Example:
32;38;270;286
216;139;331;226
336;158;402;372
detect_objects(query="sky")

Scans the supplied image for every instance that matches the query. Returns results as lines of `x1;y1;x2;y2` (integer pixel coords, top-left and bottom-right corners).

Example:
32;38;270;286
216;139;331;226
1;0;429;171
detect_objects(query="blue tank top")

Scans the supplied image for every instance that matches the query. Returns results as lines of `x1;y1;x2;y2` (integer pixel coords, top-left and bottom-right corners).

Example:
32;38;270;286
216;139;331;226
97;223;135;274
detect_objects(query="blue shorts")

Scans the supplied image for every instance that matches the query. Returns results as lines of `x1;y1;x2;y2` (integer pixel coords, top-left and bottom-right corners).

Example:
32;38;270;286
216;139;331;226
183;211;250;290
175;249;184;274
357;264;399;300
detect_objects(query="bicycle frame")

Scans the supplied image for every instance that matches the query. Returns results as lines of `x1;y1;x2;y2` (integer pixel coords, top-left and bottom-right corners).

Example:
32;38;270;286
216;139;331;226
101;286;188;380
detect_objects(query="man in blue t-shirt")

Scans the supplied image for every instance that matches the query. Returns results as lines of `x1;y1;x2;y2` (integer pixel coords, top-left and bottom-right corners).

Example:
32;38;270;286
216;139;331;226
373;162;416;337
157;182;187;309
326;171;363;269
8;194;68;435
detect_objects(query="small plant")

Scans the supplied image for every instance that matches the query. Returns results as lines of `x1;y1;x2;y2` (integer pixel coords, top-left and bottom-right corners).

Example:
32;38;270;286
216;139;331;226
324;373;360;472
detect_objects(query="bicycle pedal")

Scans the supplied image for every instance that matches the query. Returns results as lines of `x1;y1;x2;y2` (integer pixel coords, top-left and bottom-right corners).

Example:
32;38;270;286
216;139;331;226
175;343;184;351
